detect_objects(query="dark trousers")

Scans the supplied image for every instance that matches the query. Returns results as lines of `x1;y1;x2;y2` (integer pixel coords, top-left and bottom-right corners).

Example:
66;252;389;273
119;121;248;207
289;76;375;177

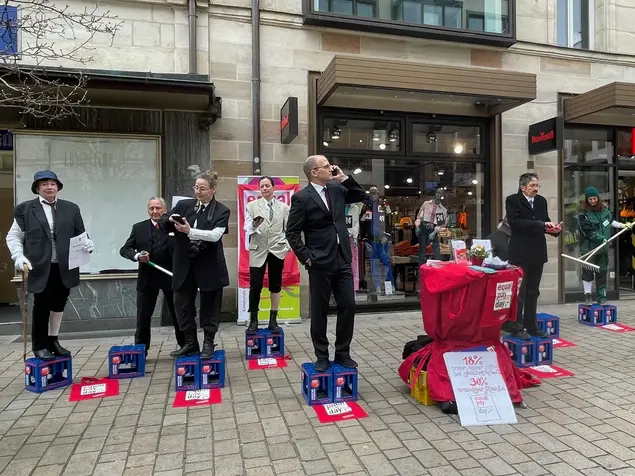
248;253;284;312
174;269;223;337
308;246;355;361
135;285;185;351
513;262;544;333
32;264;70;351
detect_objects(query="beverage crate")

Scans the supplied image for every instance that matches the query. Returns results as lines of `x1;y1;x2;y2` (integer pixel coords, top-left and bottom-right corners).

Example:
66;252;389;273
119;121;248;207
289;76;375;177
245;331;267;360
301;363;333;406
503;337;536;368
532;336;553;366
263;329;284;358
603;304;618;324
332;364;358;403
409;367;436;406
25;357;72;393
174;356;201;392
108;345;146;379
578;304;604;326
201;350;226;389
537;313;560;338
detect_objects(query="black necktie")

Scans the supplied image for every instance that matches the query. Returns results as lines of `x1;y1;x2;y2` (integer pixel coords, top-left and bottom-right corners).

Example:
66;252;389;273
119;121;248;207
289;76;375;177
323;188;332;216
43;201;56;238
195;205;206;229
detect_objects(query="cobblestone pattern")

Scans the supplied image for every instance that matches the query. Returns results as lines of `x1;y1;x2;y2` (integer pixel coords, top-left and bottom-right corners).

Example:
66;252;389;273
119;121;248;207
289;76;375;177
1;302;635;475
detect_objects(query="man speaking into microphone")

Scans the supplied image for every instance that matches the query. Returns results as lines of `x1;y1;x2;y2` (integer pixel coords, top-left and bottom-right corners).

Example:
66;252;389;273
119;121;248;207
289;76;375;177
120;197;185;356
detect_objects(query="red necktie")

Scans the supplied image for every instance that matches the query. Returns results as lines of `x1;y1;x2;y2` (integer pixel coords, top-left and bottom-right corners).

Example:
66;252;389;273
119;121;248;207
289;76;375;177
154;223;159;229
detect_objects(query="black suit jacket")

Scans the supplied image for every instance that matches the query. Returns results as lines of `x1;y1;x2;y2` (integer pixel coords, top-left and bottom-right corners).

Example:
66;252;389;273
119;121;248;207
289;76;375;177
164;198;230;292
13;198;86;293
120;218;174;292
505;191;560;265
286;177;367;269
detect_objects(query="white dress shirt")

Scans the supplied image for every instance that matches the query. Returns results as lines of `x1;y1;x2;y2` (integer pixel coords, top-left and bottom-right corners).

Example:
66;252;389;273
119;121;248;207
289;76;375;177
7;197;58;263
188;200;226;243
310;182;339;244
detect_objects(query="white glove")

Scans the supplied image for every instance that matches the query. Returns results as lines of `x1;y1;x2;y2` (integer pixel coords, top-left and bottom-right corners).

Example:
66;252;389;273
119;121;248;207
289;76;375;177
84;238;95;253
15;255;32;272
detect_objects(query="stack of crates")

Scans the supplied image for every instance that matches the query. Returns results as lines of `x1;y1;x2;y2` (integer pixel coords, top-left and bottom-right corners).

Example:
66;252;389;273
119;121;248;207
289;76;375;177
25;357;72;393
245;328;284;360
578;304;618;326
174;350;226;392
108;345;146;379
301;362;359;406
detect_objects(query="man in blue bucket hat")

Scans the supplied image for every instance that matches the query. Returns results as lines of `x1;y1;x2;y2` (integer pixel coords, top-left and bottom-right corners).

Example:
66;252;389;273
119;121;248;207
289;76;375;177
6;170;94;360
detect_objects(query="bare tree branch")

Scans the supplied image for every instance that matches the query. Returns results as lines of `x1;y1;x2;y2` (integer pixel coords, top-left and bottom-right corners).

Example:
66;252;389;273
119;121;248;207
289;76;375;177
0;0;122;122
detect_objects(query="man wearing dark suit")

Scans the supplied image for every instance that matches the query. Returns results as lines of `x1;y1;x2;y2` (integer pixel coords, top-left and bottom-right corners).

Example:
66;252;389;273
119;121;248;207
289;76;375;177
165;171;230;360
504;173;562;340
286;155;367;372
120;197;185;355
6;170;94;360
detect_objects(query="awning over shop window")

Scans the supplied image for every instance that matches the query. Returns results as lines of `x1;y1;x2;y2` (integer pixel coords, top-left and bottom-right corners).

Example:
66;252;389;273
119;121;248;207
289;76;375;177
563;82;635;127
317;56;537;117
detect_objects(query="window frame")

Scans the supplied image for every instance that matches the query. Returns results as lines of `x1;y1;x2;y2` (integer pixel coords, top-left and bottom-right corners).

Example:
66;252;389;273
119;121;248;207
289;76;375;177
303;0;516;48
557;0;594;50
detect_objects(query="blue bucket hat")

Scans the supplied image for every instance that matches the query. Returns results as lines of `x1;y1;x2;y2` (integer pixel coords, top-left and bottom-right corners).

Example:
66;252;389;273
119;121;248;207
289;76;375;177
31;170;63;194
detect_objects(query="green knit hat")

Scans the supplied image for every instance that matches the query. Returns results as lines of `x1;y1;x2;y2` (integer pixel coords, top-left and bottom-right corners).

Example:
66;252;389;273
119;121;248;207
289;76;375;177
584;186;600;199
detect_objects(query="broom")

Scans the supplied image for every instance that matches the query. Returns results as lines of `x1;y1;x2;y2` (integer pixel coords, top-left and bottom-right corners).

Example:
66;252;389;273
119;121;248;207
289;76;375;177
21;264;29;361
562;225;632;272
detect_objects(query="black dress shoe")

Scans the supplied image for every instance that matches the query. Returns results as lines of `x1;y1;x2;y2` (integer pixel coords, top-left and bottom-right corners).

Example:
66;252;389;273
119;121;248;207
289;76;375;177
169;342;200;358
512;329;532;340
528;329;549;338
315;359;330;372
33;349;55;361
334;356;358;368
200;332;217;360
47;338;71;357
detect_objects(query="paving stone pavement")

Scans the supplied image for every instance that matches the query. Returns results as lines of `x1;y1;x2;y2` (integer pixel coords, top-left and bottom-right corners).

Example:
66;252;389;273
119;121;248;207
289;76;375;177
1;301;635;476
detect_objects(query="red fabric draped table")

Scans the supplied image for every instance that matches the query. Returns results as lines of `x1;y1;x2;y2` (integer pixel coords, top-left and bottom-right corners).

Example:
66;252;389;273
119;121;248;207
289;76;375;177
398;263;540;404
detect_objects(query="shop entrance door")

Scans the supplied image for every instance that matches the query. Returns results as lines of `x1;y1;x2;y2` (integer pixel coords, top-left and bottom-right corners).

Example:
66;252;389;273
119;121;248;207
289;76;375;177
616;171;635;298
0;147;19;322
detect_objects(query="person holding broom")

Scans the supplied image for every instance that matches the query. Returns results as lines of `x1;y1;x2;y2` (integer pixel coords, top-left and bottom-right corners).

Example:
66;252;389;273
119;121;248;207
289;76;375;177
6;170;94;360
120;197;185;356
578;186;631;305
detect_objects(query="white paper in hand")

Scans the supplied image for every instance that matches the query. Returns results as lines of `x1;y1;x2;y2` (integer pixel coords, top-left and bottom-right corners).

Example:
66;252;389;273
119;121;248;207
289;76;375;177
68;232;91;270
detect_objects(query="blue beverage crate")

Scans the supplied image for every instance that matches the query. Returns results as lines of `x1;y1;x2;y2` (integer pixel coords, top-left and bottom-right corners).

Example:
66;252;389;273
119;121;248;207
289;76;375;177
263;329;284;358
532;336;553;366
245;330;267;360
603;304;618;324
174;356;201;392
332;364;358;403
578;304;604;326
201;350;225;389
25;356;72;393
301;363;333;406
537;313;560;338
108;345;145;379
503;337;536;368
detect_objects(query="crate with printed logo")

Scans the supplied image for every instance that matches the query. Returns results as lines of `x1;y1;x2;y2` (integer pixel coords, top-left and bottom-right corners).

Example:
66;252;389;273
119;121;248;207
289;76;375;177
503;337;536;368
200;350;225;389
409;367;436;406
332;364;358;403
108;344;145;379
25;356;72;393
531;336;553;366
603;304;618;325
245;330;267;360
578;304;604;326
301;363;333;406
263;329;284;358
536;313;560;338
174;356;201;392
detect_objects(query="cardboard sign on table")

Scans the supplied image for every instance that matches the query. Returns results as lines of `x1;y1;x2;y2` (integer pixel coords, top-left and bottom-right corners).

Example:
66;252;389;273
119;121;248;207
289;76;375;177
69;377;119;402
443;351;517;426
313;402;368;424
527;365;575;379
248;357;289;370
172;389;222;407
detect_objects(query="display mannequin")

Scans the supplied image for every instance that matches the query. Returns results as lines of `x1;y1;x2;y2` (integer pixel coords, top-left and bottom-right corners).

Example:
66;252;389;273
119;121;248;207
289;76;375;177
345;202;362;291
415;188;448;262
366;186;393;294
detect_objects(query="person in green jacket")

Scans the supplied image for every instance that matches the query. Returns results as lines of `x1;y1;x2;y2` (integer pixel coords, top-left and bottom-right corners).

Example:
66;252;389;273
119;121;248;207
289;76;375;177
578;186;631;304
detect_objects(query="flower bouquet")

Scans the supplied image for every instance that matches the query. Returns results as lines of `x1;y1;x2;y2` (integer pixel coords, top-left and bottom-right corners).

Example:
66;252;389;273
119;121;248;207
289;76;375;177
468;244;488;266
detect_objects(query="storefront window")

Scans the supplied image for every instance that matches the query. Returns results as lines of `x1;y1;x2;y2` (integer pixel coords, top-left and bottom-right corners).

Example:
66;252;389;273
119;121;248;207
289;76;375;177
412;123;483;156
617;129;635;165
322;117;401;152
563;128;613;164
328;156;486;305
562;166;616;294
15;133;160;275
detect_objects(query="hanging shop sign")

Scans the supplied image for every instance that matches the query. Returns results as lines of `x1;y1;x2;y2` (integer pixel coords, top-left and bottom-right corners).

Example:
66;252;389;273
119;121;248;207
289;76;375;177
527;117;563;155
280;97;299;144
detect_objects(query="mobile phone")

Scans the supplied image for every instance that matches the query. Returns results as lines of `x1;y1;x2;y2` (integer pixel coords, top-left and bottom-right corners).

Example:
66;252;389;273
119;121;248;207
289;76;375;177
172;214;186;225
331;165;338;176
